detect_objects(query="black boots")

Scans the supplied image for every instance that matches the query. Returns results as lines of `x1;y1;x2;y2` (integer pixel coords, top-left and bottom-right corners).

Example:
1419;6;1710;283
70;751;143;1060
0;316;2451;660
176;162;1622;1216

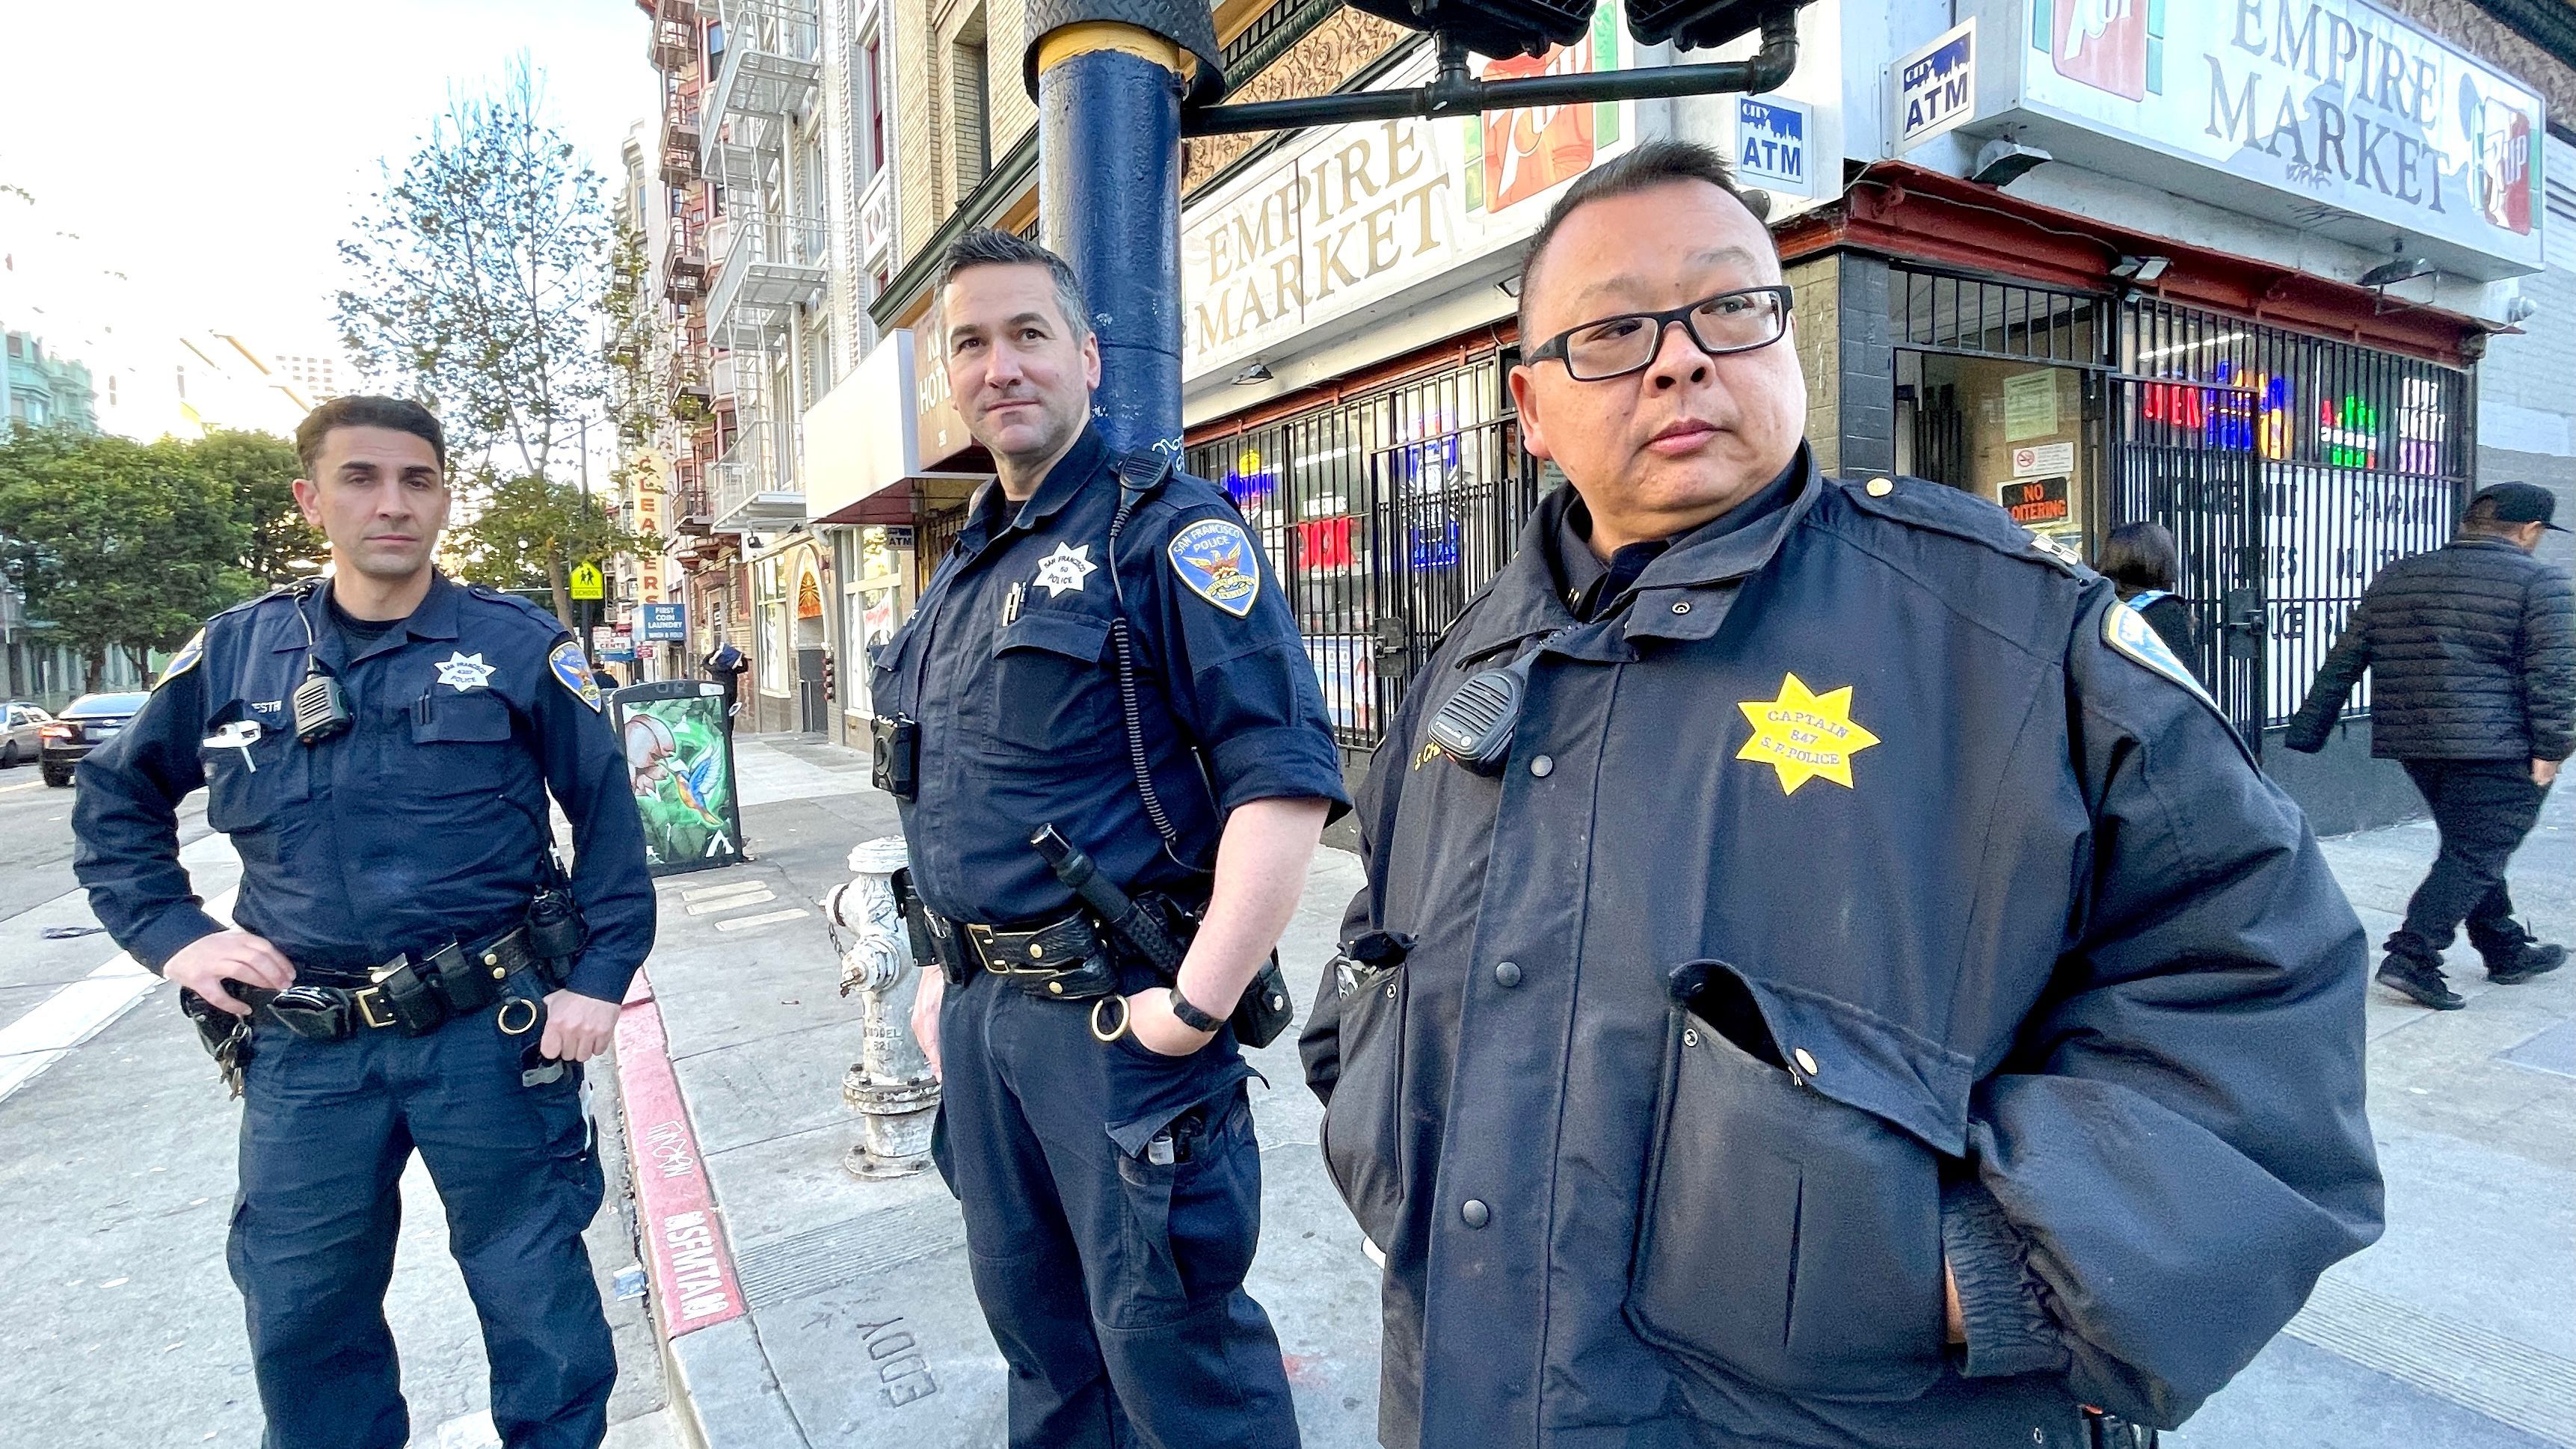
2375;953;2465;1011
2486;939;2568;985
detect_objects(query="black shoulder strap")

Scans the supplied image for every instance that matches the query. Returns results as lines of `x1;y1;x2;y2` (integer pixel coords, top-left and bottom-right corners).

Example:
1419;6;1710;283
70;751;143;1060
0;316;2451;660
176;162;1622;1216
1103;445;1206;873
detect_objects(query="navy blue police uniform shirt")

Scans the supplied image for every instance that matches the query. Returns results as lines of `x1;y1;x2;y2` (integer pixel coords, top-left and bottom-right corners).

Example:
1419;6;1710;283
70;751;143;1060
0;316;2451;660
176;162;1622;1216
73;572;656;1002
872;426;1349;925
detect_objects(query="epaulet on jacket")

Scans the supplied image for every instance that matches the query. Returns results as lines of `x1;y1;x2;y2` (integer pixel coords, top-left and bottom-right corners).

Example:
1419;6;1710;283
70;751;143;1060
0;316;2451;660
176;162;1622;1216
1832;473;2094;581
465;582;570;632
206;580;307;630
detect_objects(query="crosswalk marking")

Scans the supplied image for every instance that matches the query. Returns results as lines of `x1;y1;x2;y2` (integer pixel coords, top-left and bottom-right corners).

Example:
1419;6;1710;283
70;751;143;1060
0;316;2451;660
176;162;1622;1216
0;887;237;1105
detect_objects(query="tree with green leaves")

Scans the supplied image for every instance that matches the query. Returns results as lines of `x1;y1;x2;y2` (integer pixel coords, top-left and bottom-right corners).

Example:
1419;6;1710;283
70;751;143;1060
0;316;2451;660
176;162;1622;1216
0;428;253;690
191;429;328;588
336;58;612;624
444;470;651;634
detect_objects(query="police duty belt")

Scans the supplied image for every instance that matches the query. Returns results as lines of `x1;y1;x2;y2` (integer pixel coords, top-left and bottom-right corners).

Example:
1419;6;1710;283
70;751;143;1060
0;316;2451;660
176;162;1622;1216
242;926;550;1041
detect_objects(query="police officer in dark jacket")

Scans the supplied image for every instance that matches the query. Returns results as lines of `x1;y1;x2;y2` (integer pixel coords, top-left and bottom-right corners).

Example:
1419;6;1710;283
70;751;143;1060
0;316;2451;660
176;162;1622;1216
876;230;1347;1448
2286;481;2575;1008
73;397;654;1449
1300;144;2381;1449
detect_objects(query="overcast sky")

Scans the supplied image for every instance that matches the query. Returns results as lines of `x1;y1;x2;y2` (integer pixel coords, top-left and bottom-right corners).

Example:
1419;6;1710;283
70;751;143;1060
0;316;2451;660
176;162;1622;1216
1;0;657;369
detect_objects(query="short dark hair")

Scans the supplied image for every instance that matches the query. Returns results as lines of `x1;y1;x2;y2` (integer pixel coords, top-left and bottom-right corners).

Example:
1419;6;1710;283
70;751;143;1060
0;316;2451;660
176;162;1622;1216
1517;140;1753;339
932;228;1091;342
2100;520;2180;594
295;395;446;476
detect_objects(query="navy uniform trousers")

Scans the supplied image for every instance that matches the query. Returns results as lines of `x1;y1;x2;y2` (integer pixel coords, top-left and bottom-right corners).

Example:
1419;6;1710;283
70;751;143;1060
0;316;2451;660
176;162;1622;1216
936;962;1299;1449
229;973;614;1449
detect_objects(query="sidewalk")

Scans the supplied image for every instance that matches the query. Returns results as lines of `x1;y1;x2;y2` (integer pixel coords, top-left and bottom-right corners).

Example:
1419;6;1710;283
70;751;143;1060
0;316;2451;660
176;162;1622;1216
624;736;2575;1449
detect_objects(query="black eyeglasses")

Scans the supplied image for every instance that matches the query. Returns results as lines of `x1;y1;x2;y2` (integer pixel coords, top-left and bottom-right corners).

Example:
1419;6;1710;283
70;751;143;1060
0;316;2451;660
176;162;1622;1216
1525;285;1794;381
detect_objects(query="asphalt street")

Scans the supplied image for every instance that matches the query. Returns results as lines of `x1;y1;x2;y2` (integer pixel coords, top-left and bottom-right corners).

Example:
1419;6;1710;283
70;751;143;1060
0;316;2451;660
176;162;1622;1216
0;769;674;1448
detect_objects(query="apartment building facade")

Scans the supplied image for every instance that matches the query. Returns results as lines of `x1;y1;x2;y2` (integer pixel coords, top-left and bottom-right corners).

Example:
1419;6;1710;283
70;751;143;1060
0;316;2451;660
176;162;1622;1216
636;0;903;738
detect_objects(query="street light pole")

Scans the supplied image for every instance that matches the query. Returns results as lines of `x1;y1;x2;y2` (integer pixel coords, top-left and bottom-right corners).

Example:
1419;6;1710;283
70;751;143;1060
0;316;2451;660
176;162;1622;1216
1035;25;1190;457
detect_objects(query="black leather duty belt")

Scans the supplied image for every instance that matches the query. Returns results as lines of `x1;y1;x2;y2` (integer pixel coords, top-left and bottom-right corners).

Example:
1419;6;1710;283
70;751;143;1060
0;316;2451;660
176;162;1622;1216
246;927;545;1041
914;905;1114;999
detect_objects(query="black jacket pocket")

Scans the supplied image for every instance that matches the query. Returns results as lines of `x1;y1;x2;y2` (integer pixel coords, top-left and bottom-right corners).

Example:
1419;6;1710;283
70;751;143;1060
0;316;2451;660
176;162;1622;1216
1627;959;1968;1402
989;610;1117;753
1318;960;1407;1250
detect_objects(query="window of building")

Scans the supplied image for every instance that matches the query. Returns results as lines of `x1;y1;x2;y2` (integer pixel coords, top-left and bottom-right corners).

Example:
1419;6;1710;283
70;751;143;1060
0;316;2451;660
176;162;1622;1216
952;10;991;197
861;33;886;182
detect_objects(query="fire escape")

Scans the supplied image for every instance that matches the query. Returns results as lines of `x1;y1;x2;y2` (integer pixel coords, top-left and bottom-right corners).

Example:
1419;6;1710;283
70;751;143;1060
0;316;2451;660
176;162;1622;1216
700;0;825;535
642;0;725;581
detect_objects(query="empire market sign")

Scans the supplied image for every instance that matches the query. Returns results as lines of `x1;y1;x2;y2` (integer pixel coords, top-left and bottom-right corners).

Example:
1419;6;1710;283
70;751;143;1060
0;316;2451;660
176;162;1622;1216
1961;0;2544;278
1181;10;1638;386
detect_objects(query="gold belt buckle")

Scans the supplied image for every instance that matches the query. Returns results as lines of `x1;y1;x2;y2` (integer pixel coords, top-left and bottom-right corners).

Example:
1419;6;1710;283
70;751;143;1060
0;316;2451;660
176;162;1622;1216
354;987;396;1030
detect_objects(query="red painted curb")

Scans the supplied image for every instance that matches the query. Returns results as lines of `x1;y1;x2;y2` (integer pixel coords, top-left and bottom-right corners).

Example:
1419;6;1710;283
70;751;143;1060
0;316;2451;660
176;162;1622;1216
615;970;748;1339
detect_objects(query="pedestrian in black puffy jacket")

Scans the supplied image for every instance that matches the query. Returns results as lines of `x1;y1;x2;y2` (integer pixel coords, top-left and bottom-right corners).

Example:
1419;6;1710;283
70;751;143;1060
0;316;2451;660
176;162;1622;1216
2285;481;2576;1009
2098;521;2200;677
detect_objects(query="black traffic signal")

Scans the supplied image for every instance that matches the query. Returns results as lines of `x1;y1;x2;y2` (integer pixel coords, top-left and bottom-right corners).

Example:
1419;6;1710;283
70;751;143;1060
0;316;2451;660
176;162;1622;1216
1347;0;1801;59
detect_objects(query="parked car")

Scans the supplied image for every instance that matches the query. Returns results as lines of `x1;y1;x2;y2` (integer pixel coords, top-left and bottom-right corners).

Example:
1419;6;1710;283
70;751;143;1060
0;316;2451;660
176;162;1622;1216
40;692;150;787
1;701;50;769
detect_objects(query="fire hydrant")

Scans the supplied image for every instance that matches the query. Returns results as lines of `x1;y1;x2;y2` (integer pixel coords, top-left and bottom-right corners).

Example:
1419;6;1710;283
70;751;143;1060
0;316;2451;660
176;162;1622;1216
824;837;940;1179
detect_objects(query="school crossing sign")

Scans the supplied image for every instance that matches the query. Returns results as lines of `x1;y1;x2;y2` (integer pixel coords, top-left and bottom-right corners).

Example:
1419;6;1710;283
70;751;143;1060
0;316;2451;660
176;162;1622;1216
1897;18;1977;151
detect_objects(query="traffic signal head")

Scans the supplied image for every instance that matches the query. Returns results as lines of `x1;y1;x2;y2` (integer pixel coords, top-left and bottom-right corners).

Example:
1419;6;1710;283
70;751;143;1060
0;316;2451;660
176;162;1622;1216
1346;0;1802;60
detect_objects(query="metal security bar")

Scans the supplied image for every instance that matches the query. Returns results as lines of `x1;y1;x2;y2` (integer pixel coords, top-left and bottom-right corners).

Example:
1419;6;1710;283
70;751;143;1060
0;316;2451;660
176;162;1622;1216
1893;269;2106;364
918;500;969;592
1188;355;1534;749
2115;300;2470;730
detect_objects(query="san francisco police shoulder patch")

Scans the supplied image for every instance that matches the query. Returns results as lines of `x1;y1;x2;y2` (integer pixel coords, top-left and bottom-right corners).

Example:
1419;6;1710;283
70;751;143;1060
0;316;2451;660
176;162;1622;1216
157;629;206;689
1167;518;1261;619
2103;600;2213;704
549;639;603;712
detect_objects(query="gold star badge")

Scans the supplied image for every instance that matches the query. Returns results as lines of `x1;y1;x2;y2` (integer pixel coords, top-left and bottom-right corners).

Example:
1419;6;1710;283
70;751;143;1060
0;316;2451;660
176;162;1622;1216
1736;672;1881;795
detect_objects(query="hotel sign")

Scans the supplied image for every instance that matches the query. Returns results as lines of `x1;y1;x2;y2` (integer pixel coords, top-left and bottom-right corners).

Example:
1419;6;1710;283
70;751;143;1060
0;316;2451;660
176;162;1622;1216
1964;0;2544;277
1181;10;1635;384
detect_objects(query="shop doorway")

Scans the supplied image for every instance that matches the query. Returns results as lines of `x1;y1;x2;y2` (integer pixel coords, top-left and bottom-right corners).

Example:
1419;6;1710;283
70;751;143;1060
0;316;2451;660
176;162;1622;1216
795;647;827;734
2109;374;2267;745
1896;353;2100;556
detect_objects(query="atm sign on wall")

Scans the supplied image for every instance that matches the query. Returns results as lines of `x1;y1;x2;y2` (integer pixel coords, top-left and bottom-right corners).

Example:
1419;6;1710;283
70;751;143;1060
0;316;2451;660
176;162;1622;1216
1736;97;1813;194
1896;19;1977;150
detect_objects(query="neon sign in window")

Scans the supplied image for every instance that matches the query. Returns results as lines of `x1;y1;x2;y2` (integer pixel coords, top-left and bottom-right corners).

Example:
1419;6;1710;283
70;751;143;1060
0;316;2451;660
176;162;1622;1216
2140;363;2291;458
2318;396;2379;469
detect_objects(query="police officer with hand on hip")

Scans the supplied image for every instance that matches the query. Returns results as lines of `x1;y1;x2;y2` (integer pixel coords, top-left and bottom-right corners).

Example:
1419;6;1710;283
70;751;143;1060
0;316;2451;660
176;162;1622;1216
875;229;1345;1448
1302;144;2382;1449
73;396;655;1449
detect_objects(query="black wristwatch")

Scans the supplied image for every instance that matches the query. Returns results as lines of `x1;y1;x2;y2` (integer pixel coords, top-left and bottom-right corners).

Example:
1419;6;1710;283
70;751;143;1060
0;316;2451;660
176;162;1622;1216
1167;986;1224;1034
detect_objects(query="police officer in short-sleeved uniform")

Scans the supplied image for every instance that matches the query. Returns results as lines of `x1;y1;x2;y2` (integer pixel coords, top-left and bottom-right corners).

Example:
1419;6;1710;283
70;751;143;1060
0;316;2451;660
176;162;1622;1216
879;231;1346;1449
73;397;654;1449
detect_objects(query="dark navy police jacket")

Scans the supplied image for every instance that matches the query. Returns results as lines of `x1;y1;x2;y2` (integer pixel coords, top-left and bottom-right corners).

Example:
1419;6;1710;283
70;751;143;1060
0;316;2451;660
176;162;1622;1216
74;572;655;1003
871;427;1347;923
1304;452;2382;1449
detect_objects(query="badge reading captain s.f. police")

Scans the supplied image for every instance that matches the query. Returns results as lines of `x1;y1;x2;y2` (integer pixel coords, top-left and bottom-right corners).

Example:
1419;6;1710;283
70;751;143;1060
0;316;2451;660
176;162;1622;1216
1169;519;1261;618
549;640;603;711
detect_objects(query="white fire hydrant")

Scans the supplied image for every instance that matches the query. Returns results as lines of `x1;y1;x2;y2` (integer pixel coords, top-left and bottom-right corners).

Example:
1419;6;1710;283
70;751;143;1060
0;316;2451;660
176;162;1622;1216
824;837;940;1178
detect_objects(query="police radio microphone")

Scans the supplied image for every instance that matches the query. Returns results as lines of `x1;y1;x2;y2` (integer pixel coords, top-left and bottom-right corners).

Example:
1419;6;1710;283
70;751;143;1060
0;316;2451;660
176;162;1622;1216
286;579;354;746
1428;652;1538;776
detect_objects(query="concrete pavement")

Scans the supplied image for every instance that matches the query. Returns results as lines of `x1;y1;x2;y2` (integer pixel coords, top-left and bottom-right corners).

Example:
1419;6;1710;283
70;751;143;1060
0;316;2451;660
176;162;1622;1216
0;775;676;1448
635;736;2576;1449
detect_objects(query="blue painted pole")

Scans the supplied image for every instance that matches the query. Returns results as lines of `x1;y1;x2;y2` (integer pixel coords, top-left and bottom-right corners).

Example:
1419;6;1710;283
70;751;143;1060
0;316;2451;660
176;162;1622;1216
1036;29;1185;458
